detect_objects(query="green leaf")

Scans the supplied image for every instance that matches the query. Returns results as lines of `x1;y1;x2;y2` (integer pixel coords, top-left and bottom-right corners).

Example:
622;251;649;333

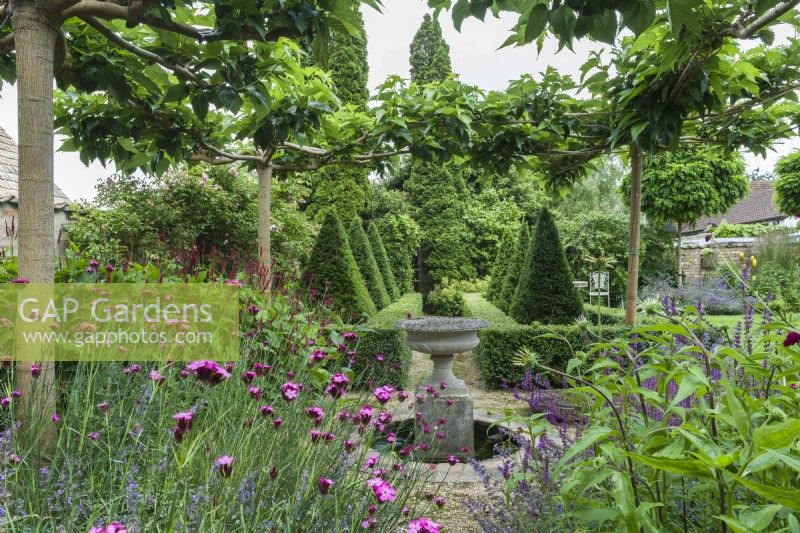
788;514;800;533
626;452;715;479
613;471;639;533
549;5;577;46
191;94;209;120
739;505;783;532
524;4;549;44
554;426;613;477
667;0;701;35
621;0;655;35
726;470;800;511
721;379;750;439
753;419;800;450
669;369;708;409
588;10;618;44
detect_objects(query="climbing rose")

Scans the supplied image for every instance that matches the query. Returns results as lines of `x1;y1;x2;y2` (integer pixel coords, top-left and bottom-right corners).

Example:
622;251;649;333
784;331;800;347
367;478;397;503
216;455;234;477
407;517;441;533
89;522;128;533
186;360;231;386
281;382;302;401
317;477;334;494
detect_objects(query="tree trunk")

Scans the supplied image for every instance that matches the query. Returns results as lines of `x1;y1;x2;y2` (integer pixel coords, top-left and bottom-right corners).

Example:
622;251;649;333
625;145;643;326
257;162;273;278
12;2;58;450
676;222;683;288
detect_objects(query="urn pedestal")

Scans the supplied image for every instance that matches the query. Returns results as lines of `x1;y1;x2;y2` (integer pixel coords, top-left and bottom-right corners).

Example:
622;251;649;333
396;317;489;459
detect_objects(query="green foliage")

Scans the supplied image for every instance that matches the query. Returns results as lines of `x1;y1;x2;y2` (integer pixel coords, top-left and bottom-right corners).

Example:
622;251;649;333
366;187;420;293
511;209;583;325
463;292;517;327
463;183;524;276
583;303;626;325
409;14;452;85
352;292;424;389
627;147;749;230
405;161;475;285
558;210;675;306
752;262;800;310
303;211;375;319
466;293;623;388
67;166;245;261
713;220;771;238
307;166;370;224
505;308;800;531
367;222;401;301
775;151;800;215
427;287;468;317
347;220;391;310
486;232;515;304
307;8;371;222
325;6;370;107
498;224;530;313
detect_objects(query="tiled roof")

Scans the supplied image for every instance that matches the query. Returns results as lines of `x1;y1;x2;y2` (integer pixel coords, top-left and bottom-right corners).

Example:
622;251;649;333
0;126;70;208
689;181;782;233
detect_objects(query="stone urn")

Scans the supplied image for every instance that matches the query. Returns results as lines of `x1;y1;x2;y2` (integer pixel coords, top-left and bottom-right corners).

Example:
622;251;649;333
396;317;489;459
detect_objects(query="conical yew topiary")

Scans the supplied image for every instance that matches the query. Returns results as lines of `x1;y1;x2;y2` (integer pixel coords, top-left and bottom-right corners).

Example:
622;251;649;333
367;222;401;301
303;211;376;319
498;224;530;312
486;231;515;304
510;209;583;325
348;220;391;310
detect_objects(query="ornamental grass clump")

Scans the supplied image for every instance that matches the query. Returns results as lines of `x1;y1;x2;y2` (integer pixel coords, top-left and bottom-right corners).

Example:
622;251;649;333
0;263;439;532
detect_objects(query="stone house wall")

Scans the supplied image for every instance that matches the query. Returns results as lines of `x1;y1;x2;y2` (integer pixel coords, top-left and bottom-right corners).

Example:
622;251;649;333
681;238;755;284
0;201;70;259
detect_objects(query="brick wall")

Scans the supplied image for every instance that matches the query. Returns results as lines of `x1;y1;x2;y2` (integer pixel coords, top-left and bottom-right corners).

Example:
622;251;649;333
681;238;755;284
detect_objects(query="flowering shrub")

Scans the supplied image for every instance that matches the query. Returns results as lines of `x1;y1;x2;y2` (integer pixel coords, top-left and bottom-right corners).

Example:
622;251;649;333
0;270;438;531
468;295;800;531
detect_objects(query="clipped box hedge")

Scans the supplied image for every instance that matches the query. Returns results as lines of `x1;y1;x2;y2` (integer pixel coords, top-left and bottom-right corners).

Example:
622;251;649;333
352;292;423;389
473;323;629;389
465;294;628;389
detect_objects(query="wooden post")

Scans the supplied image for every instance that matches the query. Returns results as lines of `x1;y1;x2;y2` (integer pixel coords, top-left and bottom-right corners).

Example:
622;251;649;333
625;145;643;326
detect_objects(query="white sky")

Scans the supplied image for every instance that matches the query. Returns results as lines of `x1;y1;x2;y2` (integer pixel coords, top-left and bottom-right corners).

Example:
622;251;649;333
0;0;795;201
